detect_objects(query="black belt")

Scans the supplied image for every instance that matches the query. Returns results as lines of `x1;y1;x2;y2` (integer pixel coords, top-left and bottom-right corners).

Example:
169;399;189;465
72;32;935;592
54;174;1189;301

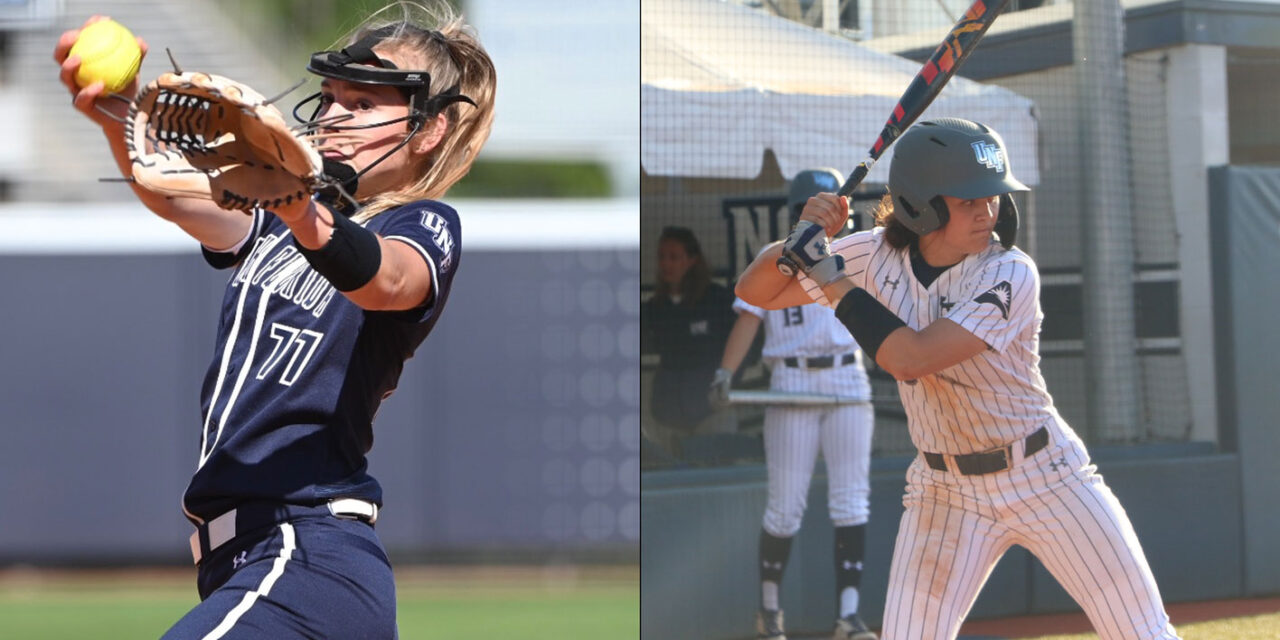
923;426;1049;476
782;353;856;369
189;498;378;565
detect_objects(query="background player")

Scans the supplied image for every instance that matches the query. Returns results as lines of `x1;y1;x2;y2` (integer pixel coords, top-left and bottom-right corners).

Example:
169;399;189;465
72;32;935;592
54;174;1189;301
642;226;738;456
736;119;1179;640
56;2;495;637
711;169;875;640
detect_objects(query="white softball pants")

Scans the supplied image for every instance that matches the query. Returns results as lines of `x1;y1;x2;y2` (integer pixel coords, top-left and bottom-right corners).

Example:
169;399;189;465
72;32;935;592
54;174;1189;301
761;364;873;537
880;424;1179;640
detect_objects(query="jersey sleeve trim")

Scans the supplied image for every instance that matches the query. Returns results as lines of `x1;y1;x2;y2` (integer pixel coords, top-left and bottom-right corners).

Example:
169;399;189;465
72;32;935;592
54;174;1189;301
732;296;766;318
383;235;440;309
200;210;262;270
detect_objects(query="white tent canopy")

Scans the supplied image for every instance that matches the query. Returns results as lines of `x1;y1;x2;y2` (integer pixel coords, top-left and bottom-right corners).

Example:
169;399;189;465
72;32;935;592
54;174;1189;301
641;0;1039;185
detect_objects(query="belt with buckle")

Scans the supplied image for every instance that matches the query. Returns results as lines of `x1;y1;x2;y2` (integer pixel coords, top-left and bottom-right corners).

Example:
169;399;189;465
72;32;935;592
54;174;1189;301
188;498;378;565
782;353;857;369
923;426;1049;476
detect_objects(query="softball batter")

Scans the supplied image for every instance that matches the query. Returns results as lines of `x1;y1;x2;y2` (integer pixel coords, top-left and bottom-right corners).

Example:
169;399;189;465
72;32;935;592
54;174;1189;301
713;170;875;640
737;119;1179;640
56;2;494;637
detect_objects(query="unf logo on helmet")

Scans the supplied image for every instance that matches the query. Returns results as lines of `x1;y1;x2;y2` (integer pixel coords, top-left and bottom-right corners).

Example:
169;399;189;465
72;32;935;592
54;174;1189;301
971;141;1005;173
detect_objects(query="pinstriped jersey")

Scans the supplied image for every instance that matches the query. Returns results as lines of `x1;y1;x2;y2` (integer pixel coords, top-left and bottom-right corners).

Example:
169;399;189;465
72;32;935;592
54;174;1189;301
183;200;462;523
799;227;1064;455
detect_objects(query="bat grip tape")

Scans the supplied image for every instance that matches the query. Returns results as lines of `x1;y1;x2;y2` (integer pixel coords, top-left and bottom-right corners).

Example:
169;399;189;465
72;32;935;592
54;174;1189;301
835;288;906;363
295;211;382;292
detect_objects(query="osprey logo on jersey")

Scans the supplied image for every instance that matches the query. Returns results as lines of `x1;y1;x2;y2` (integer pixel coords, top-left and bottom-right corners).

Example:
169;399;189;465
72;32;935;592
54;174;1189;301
420;211;455;273
975;281;1013;319
971;141;1006;173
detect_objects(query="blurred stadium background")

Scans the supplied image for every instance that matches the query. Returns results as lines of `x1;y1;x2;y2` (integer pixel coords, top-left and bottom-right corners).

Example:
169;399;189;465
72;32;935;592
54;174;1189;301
0;0;638;638
641;0;1280;638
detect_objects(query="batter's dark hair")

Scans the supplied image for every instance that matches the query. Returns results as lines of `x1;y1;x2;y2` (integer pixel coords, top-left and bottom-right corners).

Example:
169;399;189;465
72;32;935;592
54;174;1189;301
873;194;918;252
655;226;711;303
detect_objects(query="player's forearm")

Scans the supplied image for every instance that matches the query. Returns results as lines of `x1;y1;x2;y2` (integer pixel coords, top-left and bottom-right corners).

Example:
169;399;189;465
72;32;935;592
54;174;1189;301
719;312;762;372
736;242;809;309
876;319;988;380
284;202;431;311
827;282;989;380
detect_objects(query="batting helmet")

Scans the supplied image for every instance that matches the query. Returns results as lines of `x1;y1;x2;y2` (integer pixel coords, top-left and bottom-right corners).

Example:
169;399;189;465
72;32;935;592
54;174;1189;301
887;118;1028;236
787;167;844;220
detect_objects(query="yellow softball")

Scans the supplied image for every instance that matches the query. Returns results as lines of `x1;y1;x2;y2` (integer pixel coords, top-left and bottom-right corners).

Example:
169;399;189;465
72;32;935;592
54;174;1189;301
68;19;142;93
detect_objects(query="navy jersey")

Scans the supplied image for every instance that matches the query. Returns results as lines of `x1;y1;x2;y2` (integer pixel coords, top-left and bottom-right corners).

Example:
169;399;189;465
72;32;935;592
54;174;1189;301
640;282;736;371
182;200;461;524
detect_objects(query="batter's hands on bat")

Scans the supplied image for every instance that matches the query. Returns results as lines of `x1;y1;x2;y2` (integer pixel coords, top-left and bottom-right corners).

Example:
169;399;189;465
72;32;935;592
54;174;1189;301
779;219;834;278
709;368;733;410
799;192;850;238
54;16;150;130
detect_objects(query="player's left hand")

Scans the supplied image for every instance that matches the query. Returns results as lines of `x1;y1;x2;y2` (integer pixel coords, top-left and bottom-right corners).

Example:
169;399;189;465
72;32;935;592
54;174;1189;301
708;368;733;410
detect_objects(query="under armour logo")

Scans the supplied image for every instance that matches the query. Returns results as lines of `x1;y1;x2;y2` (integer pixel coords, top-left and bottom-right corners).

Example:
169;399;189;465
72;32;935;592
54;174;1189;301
762;560;783;571
840;560;864;571
971;141;1006;173
882;276;899;290
1048;457;1068;472
939;296;956;313
975;281;1012;319
232;550;248;570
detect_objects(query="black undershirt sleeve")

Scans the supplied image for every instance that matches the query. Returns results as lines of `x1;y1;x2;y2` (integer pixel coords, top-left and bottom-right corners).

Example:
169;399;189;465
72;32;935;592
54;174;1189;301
834;288;907;362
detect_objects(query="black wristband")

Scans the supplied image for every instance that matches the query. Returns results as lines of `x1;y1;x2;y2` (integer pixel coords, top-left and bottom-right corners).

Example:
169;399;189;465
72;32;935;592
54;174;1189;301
294;211;382;292
834;288;907;362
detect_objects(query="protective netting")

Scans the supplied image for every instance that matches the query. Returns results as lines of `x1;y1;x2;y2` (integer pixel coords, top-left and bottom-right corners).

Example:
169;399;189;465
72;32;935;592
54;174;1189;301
641;0;1192;466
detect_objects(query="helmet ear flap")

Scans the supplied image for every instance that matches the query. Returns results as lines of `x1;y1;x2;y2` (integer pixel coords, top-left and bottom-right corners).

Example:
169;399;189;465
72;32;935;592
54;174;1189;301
895;194;950;235
995;193;1019;249
896;195;922;224
928;195;950;232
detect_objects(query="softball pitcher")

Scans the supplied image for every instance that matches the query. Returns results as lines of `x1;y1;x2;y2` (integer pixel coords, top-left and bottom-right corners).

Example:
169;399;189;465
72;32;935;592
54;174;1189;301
57;2;495;637
737;119;1179;640
713;170;876;640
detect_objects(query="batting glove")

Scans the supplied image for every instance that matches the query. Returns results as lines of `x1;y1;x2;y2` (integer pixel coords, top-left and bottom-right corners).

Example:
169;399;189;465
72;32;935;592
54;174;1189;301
708;368;733;410
777;220;831;277
808;254;847;287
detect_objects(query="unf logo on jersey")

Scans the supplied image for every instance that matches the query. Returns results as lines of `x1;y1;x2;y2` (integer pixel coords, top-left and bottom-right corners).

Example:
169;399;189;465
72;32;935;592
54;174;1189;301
975;281;1013;319
971;141;1006;173
420;211;455;273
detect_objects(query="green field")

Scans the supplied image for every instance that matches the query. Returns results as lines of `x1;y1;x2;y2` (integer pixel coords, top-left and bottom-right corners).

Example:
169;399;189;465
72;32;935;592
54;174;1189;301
0;565;639;639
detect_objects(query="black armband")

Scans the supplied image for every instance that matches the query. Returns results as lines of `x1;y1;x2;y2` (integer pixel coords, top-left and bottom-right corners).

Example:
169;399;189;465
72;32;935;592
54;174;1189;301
295;211;382;292
834;288;907;362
